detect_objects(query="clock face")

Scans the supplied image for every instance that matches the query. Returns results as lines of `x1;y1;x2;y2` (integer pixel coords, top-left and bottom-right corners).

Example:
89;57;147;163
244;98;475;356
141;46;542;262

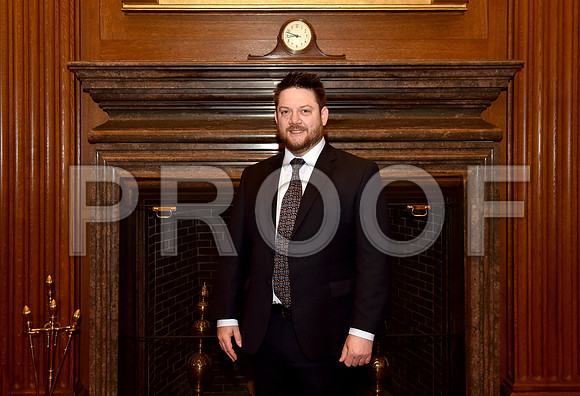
282;20;312;53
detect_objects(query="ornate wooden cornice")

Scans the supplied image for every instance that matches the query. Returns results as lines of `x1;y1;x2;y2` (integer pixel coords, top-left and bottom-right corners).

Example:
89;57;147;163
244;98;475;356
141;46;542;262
69;61;522;144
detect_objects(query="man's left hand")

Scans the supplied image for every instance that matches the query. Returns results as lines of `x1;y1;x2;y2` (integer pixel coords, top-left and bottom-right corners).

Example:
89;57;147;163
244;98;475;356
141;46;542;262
339;334;373;367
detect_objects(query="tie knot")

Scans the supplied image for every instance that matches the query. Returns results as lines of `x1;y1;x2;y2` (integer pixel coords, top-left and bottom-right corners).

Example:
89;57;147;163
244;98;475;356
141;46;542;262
290;158;305;172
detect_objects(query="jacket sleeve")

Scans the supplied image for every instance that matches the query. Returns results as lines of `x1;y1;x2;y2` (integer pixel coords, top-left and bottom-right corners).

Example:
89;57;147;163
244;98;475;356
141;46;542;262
211;168;250;321
349;162;390;335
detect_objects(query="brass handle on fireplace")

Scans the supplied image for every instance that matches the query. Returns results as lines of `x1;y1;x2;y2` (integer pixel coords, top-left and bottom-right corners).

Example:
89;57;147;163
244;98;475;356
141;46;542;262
407;205;430;217
152;207;176;219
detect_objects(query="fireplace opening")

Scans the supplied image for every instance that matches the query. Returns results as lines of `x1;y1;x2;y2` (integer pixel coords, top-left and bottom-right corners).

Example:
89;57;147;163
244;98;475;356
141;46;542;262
117;177;465;396
118;187;252;395
382;178;466;396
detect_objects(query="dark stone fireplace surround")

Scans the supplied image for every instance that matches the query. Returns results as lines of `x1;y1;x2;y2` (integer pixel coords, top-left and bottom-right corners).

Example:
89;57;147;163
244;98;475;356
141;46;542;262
69;60;522;396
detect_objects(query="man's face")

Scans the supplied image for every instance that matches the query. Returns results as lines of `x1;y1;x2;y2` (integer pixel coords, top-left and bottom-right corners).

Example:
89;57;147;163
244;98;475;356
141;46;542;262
275;87;329;157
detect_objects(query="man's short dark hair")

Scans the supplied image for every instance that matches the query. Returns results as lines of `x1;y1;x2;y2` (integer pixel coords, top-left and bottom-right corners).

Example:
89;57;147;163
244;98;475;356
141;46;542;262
273;72;327;110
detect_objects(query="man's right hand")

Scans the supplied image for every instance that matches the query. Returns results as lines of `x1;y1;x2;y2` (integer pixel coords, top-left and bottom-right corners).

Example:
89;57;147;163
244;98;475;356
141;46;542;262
217;325;242;362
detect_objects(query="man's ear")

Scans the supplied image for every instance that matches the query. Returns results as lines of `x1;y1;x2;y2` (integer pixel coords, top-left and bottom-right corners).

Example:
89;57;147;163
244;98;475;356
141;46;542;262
274;108;278;124
321;106;329;126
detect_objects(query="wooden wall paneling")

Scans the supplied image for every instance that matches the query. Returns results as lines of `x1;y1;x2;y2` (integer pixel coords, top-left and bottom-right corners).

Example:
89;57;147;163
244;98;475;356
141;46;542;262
504;0;580;394
79;0;508;62
8;0;580;393
0;0;8;393
0;0;78;395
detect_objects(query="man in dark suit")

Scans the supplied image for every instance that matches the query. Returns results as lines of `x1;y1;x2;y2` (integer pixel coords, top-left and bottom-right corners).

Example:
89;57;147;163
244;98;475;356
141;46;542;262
214;72;389;395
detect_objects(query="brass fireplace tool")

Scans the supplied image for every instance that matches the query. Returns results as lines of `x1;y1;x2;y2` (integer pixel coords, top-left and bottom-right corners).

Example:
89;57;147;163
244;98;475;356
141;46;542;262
370;340;391;395
187;282;212;395
22;275;81;396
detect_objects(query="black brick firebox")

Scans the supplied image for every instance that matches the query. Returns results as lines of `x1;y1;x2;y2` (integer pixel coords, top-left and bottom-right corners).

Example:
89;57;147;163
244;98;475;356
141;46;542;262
118;178;466;395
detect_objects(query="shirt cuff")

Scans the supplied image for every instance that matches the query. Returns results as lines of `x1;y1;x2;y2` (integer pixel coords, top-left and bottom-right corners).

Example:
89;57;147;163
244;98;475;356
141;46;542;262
217;322;373;341
348;327;375;341
217;319;239;327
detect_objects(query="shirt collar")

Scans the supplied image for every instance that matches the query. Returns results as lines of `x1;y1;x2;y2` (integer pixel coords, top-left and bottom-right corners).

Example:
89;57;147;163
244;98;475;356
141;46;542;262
282;137;326;168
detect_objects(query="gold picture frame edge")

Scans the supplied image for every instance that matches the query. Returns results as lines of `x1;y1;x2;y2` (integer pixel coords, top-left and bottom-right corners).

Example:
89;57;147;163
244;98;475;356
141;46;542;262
121;2;468;12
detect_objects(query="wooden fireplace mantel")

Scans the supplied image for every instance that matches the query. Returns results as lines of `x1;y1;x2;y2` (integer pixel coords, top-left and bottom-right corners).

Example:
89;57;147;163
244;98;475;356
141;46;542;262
69;60;522;144
69;60;522;396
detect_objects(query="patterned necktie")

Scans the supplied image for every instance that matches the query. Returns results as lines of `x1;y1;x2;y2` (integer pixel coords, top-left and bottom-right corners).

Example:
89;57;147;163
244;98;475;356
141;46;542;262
273;158;305;308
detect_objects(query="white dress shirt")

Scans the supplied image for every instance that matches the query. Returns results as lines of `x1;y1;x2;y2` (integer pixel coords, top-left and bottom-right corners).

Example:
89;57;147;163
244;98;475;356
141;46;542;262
218;138;374;341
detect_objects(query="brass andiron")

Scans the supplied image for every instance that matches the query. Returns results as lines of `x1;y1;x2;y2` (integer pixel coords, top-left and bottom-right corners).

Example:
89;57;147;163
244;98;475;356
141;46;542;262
187;338;212;395
187;282;212;395
23;275;81;396
370;340;391;395
192;282;210;335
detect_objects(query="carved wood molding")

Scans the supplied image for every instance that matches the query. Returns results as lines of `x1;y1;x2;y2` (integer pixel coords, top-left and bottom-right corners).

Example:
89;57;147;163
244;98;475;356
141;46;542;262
69;61;522;144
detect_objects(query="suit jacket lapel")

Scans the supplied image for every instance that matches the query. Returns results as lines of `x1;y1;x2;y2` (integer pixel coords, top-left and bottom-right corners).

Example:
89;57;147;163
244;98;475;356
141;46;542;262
292;143;338;235
266;154;284;225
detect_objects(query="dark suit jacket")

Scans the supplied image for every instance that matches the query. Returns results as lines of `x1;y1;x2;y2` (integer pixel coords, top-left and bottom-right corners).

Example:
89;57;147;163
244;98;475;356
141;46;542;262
213;142;390;360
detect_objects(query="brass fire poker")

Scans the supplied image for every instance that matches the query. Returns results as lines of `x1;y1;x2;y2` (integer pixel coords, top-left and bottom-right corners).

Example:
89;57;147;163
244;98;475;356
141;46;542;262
23;275;81;396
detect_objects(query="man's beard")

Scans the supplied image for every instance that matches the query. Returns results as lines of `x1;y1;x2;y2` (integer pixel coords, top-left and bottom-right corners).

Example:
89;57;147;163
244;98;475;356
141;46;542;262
278;124;324;155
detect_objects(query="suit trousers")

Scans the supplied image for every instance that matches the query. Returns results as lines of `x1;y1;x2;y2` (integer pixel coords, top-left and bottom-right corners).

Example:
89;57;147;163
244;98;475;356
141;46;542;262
251;305;355;396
